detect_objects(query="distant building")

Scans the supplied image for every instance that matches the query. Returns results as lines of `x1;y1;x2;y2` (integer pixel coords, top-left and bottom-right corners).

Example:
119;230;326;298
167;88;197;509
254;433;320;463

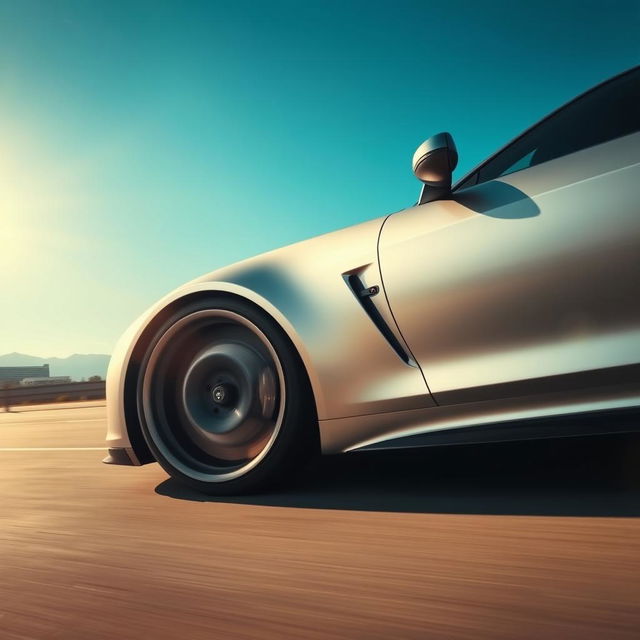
20;376;71;386
0;364;50;385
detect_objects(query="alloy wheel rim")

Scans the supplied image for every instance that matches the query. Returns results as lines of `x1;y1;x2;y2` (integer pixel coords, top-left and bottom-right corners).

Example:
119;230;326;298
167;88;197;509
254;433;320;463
141;309;286;482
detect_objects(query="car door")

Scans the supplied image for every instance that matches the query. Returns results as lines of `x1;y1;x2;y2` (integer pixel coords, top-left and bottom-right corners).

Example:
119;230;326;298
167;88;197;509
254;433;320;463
378;68;640;405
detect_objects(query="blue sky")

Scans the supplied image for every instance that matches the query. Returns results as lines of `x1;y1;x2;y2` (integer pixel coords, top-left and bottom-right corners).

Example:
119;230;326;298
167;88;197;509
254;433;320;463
1;0;638;357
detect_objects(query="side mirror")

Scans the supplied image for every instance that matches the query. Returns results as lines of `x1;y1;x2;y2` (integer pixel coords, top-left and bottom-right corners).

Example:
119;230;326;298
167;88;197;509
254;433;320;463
412;132;458;204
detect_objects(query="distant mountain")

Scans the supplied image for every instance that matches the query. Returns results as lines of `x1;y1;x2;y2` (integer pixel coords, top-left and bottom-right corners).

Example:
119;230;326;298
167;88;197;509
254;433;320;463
0;352;110;381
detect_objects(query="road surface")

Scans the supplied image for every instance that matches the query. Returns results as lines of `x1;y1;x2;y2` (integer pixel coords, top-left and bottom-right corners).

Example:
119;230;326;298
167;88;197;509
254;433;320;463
1;402;639;639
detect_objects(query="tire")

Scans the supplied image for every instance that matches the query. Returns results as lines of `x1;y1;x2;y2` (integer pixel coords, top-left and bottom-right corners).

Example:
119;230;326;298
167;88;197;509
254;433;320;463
136;295;318;495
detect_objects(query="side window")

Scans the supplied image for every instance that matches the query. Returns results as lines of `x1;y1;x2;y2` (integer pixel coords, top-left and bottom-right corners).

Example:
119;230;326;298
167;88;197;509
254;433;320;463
457;68;640;189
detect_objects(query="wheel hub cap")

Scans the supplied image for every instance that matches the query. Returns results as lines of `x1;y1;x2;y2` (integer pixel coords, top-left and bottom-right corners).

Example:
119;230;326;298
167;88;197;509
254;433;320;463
212;384;233;406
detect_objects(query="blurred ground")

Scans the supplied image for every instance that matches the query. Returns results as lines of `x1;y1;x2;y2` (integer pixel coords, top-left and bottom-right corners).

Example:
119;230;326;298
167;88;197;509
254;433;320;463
1;403;639;639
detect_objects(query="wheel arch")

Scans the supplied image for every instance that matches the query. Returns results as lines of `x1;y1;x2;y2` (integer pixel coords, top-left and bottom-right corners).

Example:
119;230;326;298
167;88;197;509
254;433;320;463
122;285;321;466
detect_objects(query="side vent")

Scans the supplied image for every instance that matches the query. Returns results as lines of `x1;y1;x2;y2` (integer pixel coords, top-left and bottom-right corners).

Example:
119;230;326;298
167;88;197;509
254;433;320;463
344;273;413;365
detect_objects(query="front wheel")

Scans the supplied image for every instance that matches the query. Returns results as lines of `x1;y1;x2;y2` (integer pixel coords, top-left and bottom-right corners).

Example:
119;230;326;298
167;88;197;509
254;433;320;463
137;296;318;495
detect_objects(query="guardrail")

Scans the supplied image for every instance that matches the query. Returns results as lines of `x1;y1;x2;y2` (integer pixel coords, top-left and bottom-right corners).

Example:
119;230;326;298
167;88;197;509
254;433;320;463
2;381;106;410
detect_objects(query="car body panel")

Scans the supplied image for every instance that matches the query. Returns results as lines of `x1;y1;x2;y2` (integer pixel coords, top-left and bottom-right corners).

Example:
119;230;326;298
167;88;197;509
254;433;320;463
379;133;640;404
106;215;434;457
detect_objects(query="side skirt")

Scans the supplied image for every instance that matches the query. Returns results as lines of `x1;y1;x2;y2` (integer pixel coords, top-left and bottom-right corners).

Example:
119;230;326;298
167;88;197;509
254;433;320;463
351;406;640;452
319;386;640;454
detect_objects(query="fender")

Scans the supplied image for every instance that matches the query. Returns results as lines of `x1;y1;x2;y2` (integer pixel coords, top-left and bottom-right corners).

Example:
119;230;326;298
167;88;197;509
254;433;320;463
106;215;433;458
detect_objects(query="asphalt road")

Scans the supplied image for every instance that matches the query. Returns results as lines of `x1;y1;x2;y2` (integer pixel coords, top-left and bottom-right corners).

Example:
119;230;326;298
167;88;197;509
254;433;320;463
1;402;640;639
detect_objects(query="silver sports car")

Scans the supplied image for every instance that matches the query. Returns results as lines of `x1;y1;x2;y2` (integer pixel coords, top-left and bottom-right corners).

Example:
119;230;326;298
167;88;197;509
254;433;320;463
105;66;640;494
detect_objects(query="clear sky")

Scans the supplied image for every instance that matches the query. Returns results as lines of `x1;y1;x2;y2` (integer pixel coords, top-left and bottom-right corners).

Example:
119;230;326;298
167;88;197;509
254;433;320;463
1;0;638;358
